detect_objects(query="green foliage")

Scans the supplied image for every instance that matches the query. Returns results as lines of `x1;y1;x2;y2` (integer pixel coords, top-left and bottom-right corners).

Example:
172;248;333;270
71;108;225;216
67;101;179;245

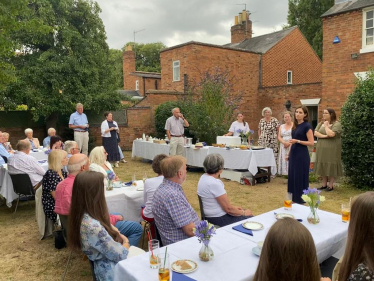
124;42;166;72
308;173;319;183
341;71;374;189
287;0;334;58
1;0;121;123
109;49;124;89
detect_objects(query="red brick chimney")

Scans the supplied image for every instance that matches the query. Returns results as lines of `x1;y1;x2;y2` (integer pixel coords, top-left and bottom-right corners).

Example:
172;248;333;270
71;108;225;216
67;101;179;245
123;45;136;89
231;10;252;43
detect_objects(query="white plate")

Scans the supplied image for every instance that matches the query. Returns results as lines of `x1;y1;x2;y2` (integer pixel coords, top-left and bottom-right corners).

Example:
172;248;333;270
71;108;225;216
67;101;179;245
276;213;295;219
171;259;198;274
242;221;264;230
252;246;261;256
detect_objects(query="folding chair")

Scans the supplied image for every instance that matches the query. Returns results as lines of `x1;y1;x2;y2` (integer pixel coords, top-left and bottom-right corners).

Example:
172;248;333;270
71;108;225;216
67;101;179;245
9;174;34;213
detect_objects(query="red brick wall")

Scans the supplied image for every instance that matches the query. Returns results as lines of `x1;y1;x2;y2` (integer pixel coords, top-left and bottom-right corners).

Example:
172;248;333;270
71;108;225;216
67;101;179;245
321;9;374;118
231;20;252;43
160;43;260;130
262;28;322;87
258;83;322;124
0;127;46;149
123;50;136;90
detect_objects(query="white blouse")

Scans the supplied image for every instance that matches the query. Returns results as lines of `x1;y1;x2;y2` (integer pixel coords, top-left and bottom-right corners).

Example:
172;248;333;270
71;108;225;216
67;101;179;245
89;162;114;187
101;120;119;138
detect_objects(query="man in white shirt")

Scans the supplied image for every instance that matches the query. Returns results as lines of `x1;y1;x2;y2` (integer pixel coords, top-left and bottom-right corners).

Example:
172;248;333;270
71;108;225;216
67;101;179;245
8;140;46;188
165;108;189;156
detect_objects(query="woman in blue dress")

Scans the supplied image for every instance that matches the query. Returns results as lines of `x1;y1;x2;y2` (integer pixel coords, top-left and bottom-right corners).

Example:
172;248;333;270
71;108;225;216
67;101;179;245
286;106;314;204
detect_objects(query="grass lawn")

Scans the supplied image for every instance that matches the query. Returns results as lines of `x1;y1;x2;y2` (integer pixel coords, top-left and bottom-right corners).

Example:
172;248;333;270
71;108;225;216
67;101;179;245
0;151;364;280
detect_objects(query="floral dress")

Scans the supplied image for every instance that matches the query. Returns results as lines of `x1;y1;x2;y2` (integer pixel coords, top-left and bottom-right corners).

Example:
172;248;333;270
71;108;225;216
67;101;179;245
81;213;128;281
42;169;67;223
348;263;374;281
258;117;280;164
278;124;292;175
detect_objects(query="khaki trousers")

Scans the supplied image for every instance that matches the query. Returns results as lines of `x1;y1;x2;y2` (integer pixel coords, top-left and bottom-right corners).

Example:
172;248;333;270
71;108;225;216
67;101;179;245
170;137;185;156
74;131;89;155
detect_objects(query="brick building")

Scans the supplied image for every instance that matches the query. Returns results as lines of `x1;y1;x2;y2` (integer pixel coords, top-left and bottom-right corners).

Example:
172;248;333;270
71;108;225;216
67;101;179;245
321;0;374;117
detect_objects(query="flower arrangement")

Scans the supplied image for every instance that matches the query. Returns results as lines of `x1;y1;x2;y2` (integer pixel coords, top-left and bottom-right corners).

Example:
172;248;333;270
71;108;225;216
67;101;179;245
44;149;51;155
106;171;115;190
236;129;255;139
301;188;326;224
193;220;216;261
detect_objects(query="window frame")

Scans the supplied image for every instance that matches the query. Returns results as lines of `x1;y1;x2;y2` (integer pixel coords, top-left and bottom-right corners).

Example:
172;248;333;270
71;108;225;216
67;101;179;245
287;70;293;85
173;60;180;82
135;80;139;90
360;7;374;54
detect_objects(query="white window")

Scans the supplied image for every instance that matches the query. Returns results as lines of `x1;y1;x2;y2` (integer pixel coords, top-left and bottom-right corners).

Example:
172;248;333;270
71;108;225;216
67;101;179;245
361;7;374;53
135;80;139;90
287;71;292;84
173;60;180;82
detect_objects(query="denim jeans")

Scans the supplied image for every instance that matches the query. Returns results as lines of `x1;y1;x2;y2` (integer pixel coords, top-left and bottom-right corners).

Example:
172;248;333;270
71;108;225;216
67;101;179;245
206;214;253;227
118;146;124;159
111;212;143;247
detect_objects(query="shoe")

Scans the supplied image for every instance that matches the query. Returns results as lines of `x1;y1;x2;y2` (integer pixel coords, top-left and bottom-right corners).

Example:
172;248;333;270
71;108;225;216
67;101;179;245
325;187;334;192
121;159;127;163
114;163;119;168
317;186;327;190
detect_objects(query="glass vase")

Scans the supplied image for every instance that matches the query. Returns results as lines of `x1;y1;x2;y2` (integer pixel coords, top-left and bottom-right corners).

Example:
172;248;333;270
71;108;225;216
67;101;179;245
106;181;113;191
307;207;320;224
199;243;214;262
241;138;248;145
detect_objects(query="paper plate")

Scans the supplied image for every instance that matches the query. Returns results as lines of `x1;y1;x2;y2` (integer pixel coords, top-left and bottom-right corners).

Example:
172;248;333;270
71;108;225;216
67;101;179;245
252;246;261;256
276;213;295;219
251;146;265;150
171;259;198;274
242;221;264;230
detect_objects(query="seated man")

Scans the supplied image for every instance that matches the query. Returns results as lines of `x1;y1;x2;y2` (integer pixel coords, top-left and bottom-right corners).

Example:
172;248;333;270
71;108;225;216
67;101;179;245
8;140;46;188
141;154;168;236
64;140;79;158
54;154;143;246
152;156;199;246
43;128;56;148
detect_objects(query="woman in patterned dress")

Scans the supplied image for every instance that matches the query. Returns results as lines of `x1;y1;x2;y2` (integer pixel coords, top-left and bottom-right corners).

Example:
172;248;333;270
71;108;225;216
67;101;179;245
277;112;293;175
258;107;280;166
68;171;130;281
42;149;68;223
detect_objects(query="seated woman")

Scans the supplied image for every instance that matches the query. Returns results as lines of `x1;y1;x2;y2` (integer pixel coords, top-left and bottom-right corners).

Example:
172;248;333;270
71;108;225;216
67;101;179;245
2;132;13;151
197;153;253;227
89;146;118;188
50;135;63;150
43;127;56;148
68;171;130;281
23;128;40;149
336;192;374;281
253;218;331;281
42;150;68;223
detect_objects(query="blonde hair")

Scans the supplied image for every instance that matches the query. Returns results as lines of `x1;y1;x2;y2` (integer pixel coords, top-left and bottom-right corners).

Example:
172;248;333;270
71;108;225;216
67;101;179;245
48;150;67;172
282;111;292;118
161;156;186;179
89;146;107;166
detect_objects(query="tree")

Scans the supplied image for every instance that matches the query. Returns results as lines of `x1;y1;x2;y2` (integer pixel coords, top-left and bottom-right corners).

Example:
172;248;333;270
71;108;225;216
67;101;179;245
341;71;374;189
124;42;166;72
109;49;124;89
2;0;121;128
287;0;334;58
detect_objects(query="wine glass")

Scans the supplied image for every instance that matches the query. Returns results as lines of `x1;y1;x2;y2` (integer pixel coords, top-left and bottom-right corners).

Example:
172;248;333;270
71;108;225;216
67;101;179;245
142;172;148;183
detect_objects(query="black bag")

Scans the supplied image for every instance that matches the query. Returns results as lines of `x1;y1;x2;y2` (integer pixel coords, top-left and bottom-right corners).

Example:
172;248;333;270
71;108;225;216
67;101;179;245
54;229;66;249
116;132;121;143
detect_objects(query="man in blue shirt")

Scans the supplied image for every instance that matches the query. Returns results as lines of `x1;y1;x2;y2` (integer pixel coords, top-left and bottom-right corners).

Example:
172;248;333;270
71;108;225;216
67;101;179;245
0;131;11;164
43;127;56;148
69;103;89;155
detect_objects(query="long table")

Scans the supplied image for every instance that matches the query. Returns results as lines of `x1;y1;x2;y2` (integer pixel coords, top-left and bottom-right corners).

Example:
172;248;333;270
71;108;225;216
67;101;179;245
114;204;348;281
132;140;276;176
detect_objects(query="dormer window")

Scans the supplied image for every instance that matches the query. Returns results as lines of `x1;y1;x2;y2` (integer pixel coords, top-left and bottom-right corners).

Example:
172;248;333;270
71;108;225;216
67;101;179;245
361;7;374;53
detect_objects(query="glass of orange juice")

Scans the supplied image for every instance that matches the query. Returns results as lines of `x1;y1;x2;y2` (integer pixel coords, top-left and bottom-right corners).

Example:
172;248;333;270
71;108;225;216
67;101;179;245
341;203;350;223
158;253;170;281
284;193;292;210
149;239;159;268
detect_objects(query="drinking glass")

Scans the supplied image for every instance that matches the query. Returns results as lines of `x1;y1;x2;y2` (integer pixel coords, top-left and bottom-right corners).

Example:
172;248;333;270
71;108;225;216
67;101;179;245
148;239;159;269
284;193;292;210
341;203;350;223
158;253;170;281
132;174;137;186
143;173;148;182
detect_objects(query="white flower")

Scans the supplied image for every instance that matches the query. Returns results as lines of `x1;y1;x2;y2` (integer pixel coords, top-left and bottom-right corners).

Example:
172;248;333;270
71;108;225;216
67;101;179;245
319;196;326;202
301;195;312;203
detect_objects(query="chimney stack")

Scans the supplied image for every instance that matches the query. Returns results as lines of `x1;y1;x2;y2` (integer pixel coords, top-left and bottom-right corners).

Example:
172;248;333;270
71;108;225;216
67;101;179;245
123;45;136;89
231;9;252;44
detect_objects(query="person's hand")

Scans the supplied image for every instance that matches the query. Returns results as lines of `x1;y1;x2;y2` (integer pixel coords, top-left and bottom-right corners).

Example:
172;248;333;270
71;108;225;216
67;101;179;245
323;121;330;127
285;155;289;161
179;113;184;119
114;176;119;181
120;234;130;249
321;278;331;281
289;139;298;144
283;142;290;148
111;225;120;234
116;215;124;221
79;125;86;129
244;209;253;216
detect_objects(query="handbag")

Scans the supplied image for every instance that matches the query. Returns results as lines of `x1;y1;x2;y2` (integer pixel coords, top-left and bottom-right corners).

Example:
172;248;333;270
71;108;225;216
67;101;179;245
54;229;66;249
116;132;121;143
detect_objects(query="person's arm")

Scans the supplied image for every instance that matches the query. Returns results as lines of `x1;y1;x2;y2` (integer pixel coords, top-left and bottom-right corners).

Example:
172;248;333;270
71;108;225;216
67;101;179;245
32;158;46;176
69;114;86;130
224;132;233;136
216;194;252;216
290;129;314;146
167;195;197;237
324;122;336;138
101;121;112;135
179;114;189;127
181;222;195;237
314;123;327;138
166;130;171;140
51;191;56;198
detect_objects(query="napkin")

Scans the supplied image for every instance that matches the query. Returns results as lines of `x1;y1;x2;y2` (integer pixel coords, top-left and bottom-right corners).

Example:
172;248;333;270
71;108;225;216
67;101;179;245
232;224;253;236
38;160;47;163
172;272;196;281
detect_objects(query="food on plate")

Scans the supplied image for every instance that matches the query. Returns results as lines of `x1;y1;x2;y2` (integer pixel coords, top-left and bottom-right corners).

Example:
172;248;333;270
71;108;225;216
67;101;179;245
217;143;225;148
195;142;204;148
240;145;248;150
175;260;192;270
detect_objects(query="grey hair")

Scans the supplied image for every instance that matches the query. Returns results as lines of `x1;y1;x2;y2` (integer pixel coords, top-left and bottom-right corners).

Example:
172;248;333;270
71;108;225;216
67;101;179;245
64;140;78;153
172;107;179;113
203;154;225;174
76;103;83;109
67;158;87;174
47;128;56;135
262;107;272;116
24;128;33;135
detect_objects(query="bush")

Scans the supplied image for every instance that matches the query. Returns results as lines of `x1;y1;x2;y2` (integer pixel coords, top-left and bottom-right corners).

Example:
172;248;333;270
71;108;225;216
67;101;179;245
341;71;374;189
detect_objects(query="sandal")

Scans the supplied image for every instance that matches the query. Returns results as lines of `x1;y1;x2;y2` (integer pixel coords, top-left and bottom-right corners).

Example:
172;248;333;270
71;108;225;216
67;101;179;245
325;187;334;192
317;186;327;190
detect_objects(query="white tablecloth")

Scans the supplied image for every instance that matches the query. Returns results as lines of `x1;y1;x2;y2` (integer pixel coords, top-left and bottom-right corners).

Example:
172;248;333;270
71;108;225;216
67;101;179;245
105;181;144;222
30;151;48;161
132;140;276;175
114;204;347;281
